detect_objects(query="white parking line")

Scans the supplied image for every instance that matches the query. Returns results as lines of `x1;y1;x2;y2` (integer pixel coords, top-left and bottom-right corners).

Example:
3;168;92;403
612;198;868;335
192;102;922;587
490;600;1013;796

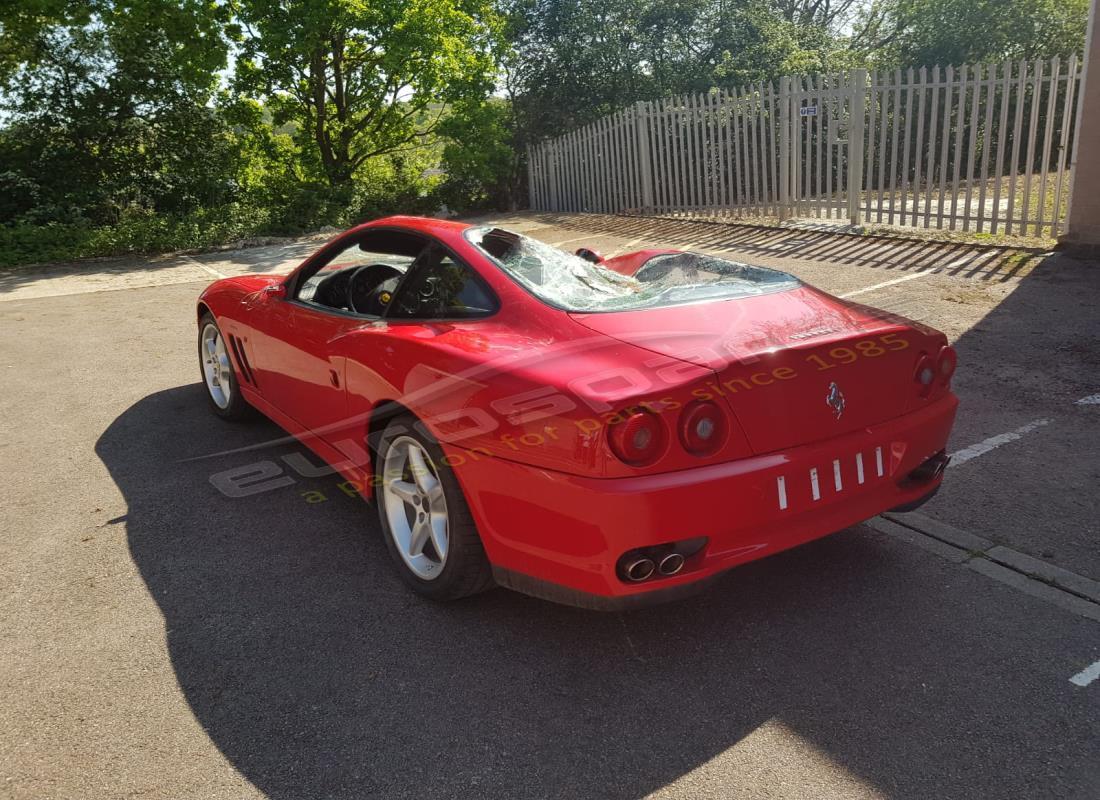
1076;393;1100;405
838;269;935;299
1069;659;1100;687
948;418;1051;467
837;253;988;300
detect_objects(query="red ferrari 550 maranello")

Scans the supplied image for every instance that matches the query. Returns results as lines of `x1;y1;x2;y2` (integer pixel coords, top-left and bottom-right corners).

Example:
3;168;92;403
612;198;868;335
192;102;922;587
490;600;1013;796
197;215;958;609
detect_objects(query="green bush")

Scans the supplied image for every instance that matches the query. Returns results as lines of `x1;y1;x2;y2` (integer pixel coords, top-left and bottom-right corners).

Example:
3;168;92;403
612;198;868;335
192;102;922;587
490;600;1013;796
0;165;451;268
0;204;276;268
0;223;96;266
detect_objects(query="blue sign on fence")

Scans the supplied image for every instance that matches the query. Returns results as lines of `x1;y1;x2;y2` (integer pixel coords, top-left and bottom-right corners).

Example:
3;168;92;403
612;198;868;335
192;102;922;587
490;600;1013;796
800;105;818;117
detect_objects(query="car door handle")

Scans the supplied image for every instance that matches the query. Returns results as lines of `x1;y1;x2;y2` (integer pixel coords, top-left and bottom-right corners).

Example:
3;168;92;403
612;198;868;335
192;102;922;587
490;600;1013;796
329;369;340;388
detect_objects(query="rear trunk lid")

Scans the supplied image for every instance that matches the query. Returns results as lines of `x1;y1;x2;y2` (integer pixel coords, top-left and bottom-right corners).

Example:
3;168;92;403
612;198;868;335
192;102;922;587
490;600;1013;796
570;285;937;454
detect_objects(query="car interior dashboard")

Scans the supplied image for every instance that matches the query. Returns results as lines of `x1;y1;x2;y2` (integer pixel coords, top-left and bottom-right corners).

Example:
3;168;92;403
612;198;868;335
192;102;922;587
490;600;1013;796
298;258;410;316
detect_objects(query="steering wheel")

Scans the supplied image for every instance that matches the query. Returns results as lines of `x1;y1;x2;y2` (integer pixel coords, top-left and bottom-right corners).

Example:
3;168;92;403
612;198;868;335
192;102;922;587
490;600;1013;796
347;264;404;316
313;268;355;309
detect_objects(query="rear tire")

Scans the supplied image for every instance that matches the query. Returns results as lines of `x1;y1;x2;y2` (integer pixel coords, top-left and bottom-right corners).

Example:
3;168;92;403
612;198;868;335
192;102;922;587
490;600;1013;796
198;313;253;421
375;414;494;601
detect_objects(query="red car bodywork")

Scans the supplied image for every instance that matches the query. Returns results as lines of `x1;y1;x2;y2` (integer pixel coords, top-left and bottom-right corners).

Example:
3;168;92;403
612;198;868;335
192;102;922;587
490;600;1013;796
198;216;958;609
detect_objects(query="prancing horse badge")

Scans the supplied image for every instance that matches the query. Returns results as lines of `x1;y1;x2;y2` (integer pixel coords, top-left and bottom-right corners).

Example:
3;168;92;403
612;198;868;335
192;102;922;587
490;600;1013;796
826;381;845;420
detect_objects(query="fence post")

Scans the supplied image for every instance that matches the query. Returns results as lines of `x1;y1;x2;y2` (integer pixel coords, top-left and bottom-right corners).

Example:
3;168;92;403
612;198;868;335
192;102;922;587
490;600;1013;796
544;142;554;212
550;141;561;212
848;68;868;225
634;101;655;212
779;76;791;220
527;144;535;210
790;77;801;217
1063;0;1097;248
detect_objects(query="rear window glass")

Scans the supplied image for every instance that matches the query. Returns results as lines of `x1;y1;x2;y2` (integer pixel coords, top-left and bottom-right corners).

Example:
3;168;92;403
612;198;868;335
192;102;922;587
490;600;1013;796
467;227;799;312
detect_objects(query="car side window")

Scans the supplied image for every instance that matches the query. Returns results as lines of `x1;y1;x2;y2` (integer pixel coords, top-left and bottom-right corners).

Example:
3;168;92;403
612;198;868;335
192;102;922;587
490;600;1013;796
294;230;426;315
386;247;497;320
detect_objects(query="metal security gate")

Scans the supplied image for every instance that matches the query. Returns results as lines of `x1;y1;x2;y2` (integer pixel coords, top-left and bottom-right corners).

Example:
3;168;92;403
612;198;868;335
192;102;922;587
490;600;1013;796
784;72;861;221
528;59;1082;238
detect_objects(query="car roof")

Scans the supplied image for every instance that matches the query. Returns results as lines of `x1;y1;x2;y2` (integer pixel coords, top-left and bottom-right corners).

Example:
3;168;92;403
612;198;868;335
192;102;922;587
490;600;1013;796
361;215;474;238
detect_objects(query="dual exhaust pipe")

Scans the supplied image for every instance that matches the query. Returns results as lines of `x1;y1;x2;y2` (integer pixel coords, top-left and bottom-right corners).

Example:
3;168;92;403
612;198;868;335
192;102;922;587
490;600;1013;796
622;552;685;582
907;449;951;484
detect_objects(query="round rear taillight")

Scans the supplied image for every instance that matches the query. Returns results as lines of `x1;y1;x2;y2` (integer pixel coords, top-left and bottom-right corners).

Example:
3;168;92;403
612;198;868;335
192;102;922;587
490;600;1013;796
915;354;935;389
607;410;666;465
679;401;727;456
936;345;957;383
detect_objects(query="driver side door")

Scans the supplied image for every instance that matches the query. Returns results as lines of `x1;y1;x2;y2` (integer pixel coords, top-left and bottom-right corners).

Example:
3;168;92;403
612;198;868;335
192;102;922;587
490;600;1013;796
258;302;364;450
250;229;428;456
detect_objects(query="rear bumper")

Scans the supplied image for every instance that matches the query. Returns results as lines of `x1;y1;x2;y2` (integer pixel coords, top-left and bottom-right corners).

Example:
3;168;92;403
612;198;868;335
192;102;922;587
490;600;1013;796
447;394;958;609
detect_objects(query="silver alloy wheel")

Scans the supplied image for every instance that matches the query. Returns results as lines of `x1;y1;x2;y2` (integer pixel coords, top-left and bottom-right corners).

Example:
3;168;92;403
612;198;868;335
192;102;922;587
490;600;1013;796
201;323;233;410
381;435;450;580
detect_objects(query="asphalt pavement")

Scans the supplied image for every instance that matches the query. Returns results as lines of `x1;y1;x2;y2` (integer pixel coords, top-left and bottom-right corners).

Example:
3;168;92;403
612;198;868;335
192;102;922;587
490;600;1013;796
1;213;1098;799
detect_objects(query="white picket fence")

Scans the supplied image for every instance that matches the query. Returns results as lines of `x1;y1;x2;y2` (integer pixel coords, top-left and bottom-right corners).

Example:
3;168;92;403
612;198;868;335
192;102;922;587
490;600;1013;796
527;58;1083;238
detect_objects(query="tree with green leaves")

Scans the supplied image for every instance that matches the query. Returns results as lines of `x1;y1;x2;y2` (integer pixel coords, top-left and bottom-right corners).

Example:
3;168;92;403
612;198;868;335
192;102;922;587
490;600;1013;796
504;0;853;139
0;0;90;83
856;0;1089;67
438;96;524;209
230;0;503;187
0;1;233;223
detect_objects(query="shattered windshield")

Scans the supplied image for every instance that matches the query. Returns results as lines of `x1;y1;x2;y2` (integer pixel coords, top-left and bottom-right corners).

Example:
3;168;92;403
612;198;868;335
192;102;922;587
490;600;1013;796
466;227;800;312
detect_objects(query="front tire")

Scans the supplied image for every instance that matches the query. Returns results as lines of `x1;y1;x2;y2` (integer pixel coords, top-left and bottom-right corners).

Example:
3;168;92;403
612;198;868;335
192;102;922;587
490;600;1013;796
376;415;493;601
198;313;253;420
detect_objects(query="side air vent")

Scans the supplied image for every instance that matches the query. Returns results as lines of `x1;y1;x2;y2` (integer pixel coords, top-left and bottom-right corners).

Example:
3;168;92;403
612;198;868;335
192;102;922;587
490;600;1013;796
228;334;257;387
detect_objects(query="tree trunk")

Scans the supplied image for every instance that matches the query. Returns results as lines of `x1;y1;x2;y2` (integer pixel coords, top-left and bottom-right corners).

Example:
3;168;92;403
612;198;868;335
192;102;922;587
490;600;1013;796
309;46;354;187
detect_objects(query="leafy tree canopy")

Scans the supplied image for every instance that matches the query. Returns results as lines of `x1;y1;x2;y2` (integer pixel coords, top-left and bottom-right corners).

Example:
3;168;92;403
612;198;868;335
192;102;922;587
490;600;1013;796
230;0;503;186
864;0;1090;68
0;1;232;223
0;0;1091;266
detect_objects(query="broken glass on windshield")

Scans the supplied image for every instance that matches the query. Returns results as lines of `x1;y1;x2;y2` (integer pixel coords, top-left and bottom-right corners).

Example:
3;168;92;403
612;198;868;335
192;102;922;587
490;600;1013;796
467;227;799;313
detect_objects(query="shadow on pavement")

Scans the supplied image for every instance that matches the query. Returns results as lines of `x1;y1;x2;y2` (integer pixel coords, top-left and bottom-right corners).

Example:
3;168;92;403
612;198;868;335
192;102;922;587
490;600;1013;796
96;384;1097;798
919;251;1100;577
510;212;1048;281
